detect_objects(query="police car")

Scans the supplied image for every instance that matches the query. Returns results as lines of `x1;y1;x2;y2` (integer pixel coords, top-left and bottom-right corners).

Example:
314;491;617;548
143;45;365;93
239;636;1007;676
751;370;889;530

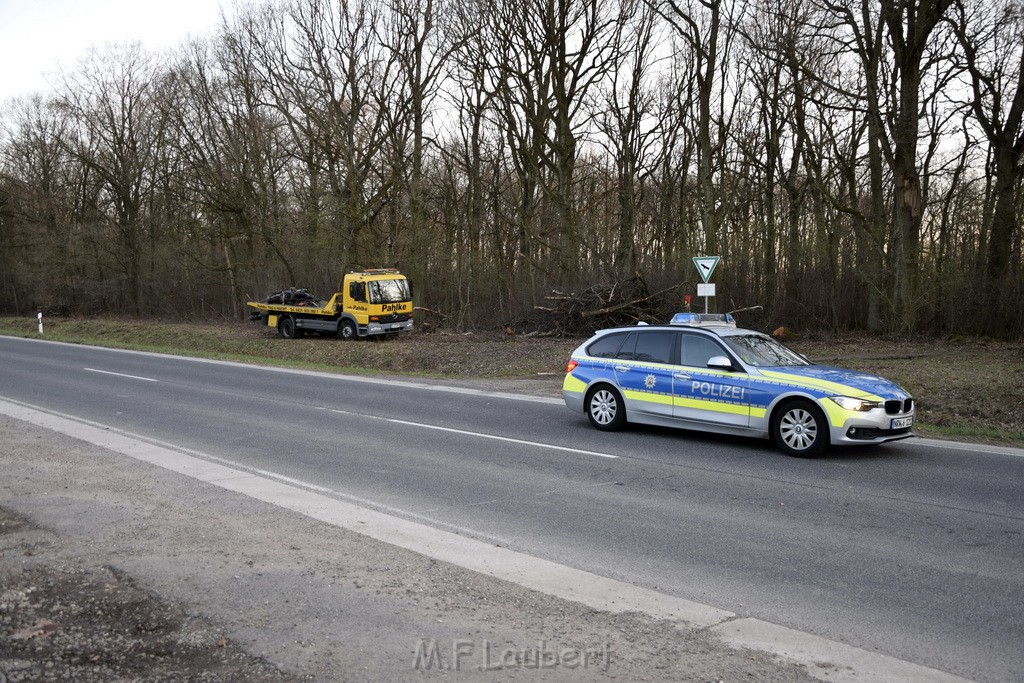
562;313;915;457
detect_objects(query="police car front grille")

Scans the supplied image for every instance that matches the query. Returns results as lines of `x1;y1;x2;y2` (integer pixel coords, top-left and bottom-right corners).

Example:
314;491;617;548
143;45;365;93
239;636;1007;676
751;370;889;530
847;427;913;439
884;398;914;415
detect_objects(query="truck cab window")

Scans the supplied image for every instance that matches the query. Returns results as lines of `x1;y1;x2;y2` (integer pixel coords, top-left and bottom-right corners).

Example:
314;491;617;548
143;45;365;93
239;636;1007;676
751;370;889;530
368;279;411;304
350;282;366;302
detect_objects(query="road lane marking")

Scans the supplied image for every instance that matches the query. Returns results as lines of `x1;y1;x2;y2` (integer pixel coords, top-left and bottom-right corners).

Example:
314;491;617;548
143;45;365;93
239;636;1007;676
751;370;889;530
910;437;1024;458
328;408;619;459
0;396;970;682
4;336;563;405
84;367;159;382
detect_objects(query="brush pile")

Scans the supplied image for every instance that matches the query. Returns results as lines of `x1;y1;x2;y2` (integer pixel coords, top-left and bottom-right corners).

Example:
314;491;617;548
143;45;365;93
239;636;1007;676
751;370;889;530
506;276;685;337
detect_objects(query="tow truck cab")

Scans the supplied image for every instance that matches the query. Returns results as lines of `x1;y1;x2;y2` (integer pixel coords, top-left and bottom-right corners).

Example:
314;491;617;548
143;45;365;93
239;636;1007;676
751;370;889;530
337;269;414;339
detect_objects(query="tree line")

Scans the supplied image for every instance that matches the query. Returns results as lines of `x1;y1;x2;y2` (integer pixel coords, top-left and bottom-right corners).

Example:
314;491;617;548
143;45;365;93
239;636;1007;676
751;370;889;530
0;0;1021;337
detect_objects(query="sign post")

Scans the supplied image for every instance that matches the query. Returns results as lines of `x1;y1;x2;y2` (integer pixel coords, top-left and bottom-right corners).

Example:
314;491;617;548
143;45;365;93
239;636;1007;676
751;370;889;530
692;256;720;314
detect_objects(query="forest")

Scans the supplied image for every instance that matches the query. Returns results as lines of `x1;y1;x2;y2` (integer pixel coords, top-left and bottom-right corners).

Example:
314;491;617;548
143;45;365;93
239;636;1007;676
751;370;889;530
0;0;1022;337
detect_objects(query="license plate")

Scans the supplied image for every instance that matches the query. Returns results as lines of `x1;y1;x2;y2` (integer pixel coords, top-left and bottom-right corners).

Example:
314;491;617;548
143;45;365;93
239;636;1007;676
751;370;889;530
891;416;913;429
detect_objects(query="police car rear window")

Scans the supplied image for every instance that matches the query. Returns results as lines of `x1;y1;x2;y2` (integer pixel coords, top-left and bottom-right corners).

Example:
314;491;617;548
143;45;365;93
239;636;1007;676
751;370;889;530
633;331;676;364
588;331;676;364
586;332;628;358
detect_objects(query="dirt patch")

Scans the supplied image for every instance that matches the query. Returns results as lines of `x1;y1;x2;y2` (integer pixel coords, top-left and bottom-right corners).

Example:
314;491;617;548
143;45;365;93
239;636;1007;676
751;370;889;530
0;509;291;682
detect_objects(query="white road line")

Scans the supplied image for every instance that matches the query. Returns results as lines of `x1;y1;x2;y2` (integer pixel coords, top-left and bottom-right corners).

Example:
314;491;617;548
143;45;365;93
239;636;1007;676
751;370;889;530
0;396;969;682
4;336;562;405
910;437;1024;458
329;408;619;459
84;367;159;382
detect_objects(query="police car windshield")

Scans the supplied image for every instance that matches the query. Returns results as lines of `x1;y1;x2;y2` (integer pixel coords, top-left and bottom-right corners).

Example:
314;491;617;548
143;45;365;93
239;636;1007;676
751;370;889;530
723;334;810;367
368;279;410;304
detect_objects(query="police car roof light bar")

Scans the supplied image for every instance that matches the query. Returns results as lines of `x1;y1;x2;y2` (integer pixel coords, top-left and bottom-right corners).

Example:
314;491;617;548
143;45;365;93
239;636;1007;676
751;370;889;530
669;312;737;327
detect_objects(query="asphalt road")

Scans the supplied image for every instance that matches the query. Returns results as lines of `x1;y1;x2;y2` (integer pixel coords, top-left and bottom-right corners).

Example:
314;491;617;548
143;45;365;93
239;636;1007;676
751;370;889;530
2;336;1021;681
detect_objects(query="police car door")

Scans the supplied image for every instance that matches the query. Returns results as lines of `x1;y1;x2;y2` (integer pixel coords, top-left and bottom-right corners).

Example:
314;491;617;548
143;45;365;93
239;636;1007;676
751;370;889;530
613;330;678;420
672;332;750;429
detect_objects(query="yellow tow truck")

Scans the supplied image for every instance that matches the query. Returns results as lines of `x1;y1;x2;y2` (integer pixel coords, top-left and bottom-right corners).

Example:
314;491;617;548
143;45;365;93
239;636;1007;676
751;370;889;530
246;269;414;340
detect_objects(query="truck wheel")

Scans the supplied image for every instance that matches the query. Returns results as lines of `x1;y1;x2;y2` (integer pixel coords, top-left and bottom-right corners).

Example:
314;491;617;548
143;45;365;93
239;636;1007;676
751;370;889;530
339;319;358;341
278;316;298;339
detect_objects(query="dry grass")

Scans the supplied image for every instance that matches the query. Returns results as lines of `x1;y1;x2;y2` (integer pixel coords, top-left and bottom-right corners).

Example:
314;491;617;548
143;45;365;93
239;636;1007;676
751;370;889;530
2;316;1022;446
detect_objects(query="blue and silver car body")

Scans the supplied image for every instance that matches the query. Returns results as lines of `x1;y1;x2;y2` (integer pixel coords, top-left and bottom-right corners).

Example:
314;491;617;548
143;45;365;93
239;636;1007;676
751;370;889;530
563;316;915;457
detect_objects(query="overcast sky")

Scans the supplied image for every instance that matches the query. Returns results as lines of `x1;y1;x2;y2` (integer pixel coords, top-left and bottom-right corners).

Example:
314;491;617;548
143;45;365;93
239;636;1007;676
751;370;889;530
0;0;228;102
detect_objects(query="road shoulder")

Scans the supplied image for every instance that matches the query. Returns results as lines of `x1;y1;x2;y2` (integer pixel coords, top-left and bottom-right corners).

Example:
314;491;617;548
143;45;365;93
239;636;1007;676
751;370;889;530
0;415;818;681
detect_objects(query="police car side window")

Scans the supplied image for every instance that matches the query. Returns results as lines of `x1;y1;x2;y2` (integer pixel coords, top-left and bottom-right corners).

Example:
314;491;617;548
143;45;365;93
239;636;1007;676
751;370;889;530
633;330;677;364
680;334;727;368
586;332;628;359
615;333;638;360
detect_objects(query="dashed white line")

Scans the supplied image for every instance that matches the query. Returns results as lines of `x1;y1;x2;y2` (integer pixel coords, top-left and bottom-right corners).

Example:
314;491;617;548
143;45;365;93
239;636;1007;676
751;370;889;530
84;367;159;382
328;408;619;459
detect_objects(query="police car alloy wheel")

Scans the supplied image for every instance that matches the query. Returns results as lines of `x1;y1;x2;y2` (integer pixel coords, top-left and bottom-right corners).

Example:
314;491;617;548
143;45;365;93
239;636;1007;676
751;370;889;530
774;400;828;458
587;386;625;431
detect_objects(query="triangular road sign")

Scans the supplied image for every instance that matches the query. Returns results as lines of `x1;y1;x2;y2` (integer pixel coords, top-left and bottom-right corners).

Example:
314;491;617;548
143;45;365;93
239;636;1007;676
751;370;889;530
693;256;720;283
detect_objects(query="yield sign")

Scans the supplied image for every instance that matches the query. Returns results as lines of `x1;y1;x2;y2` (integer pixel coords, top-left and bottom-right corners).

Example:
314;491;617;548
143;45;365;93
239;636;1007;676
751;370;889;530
692;256;720;283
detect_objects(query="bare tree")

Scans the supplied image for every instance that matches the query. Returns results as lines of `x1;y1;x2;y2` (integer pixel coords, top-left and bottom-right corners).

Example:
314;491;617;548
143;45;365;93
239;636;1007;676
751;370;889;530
380;0;462;278
171;37;293;315
593;0;669;276
819;0;956;331
235;0;404;285
951;0;1024;336
480;0;626;278
56;44;172;312
0;96;79;310
655;0;742;256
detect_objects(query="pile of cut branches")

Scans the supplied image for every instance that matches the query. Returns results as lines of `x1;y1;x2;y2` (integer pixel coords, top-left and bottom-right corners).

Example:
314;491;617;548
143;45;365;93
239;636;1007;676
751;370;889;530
507;275;686;337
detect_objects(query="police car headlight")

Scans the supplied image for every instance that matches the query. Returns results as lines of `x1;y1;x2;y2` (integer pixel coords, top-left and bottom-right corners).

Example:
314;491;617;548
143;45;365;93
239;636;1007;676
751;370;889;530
829;396;881;412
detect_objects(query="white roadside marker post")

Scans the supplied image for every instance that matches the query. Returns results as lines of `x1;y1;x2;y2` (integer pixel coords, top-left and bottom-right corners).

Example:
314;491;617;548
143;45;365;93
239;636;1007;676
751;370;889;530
37;311;43;335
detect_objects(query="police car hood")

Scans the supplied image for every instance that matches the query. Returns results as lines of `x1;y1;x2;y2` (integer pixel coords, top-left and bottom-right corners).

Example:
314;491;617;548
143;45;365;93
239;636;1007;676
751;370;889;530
759;364;909;400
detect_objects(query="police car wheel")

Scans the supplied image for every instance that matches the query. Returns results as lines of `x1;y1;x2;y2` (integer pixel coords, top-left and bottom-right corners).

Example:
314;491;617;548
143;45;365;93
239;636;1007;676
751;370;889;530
773;400;828;458
586;385;625;431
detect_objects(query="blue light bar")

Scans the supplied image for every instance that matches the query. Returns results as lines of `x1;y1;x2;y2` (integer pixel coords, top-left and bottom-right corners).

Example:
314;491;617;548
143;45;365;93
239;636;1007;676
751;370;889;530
669;312;736;327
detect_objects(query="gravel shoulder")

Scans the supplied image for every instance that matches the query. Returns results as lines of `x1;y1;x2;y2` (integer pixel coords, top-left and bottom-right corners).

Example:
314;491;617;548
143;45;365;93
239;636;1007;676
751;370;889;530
0;416;818;682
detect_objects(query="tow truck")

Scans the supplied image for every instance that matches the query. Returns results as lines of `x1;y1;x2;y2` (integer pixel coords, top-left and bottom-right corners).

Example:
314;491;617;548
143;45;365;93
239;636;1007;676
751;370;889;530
246;269;413;340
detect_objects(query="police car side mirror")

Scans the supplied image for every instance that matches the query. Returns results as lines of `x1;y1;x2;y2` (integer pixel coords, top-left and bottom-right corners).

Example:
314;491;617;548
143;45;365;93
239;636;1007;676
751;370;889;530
707;356;735;371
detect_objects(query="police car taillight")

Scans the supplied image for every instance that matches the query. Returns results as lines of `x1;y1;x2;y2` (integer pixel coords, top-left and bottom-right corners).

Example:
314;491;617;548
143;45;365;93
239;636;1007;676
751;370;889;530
566;360;579;373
